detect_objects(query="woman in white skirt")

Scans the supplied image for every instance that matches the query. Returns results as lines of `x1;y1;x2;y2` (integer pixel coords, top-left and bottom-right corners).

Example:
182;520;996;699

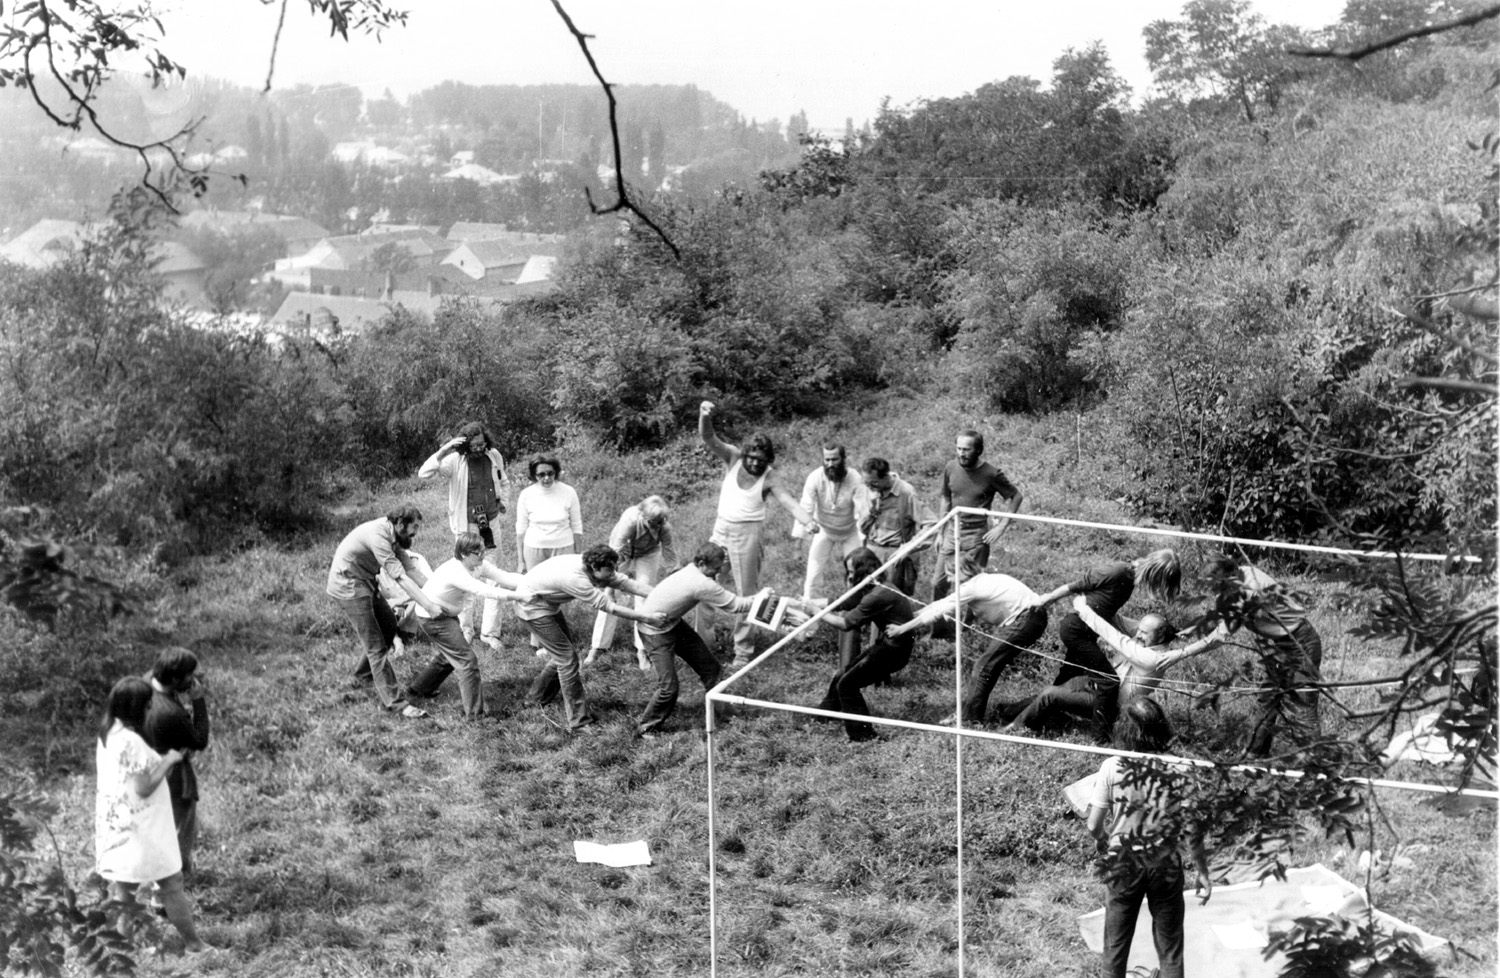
95;676;207;953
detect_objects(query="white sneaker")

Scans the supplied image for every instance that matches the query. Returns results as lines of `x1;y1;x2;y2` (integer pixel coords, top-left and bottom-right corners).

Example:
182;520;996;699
482;636;504;652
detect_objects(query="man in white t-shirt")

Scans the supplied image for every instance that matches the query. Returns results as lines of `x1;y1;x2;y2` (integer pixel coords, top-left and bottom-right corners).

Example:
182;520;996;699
634;543;763;738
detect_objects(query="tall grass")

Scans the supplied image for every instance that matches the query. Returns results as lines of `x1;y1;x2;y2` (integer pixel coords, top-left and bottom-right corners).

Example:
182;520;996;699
12;391;1494;977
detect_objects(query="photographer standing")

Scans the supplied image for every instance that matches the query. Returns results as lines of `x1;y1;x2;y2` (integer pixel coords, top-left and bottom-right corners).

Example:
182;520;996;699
141;648;210;881
419;422;511;651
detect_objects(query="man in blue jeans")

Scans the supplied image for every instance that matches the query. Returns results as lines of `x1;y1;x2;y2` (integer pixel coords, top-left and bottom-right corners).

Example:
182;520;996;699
326;505;443;719
521;546;668;733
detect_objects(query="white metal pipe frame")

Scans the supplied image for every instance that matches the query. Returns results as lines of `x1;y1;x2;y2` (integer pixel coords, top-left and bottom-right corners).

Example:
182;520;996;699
700;506;1494;978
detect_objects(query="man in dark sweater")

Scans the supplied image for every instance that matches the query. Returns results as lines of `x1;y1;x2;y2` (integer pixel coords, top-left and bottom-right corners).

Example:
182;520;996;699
814;548;916;742
142;646;210;876
932;428;1022;604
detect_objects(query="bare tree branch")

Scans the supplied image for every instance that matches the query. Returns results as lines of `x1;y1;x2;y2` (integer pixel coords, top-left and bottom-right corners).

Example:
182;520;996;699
549;0;681;260
1286;3;1500;61
1387;303;1500;366
264;0;293;93
1397;376;1500;396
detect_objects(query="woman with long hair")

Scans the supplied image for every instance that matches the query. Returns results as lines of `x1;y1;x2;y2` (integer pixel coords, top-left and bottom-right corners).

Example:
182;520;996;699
95;676;207;953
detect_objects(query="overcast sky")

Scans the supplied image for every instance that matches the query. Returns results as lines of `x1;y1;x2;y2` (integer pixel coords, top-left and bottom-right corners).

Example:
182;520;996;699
164;0;1347;130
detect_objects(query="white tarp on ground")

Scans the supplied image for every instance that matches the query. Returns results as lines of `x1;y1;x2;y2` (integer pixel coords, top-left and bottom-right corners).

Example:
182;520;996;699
1078;864;1446;977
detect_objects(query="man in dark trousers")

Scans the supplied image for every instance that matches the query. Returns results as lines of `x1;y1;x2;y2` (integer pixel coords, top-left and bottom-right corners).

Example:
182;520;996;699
931;428;1023;604
142;646;210;878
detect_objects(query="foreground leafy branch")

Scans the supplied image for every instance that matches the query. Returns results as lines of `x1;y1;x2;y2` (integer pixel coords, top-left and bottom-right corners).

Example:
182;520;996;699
0;0;408;207
0;778;144;977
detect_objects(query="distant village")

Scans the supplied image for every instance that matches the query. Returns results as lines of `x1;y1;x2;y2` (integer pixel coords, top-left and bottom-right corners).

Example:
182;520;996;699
0;154;571;336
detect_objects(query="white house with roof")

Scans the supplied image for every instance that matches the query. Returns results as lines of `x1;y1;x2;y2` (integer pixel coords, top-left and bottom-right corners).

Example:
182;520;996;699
440;240;531;282
0;219;88;267
441;163;518;187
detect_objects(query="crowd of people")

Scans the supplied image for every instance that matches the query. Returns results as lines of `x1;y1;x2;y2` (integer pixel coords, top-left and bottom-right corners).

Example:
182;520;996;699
93;405;1329;969
325;402;1325;753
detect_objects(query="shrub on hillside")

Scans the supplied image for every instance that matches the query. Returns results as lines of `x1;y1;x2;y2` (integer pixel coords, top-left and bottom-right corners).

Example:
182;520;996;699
542;191;899;446
336;298;555;477
941;201;1133;413
0;205;345;549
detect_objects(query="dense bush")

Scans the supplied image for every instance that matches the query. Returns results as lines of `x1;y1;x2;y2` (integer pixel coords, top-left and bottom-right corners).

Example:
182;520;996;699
941;201;1133;413
335;298;555;477
1094;86;1496;543
0;205;345;550
542;190;910;446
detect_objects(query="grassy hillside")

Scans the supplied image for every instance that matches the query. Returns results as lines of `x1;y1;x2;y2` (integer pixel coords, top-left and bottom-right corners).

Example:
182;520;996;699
21;390;1496;977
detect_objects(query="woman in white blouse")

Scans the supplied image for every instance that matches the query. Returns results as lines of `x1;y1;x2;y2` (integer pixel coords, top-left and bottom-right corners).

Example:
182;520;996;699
514;454;583;572
95;676;207;953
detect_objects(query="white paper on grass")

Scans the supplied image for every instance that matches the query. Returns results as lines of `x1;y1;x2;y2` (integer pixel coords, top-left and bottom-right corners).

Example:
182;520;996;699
573;840;652;867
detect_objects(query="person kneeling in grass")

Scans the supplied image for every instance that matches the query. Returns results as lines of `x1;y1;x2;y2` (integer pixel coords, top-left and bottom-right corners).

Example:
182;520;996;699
814;547;915;743
1008;550;1182;742
405;532;535;719
1001;599;1222;738
1086;698;1211;978
633;542;764;739
1071;596;1227;704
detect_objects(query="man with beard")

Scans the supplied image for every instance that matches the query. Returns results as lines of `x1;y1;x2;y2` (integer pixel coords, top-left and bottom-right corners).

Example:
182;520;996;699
326;504;443;719
698;401;817;668
932;429;1023;605
418;421;511;650
798;443;871;602
521;545;669;733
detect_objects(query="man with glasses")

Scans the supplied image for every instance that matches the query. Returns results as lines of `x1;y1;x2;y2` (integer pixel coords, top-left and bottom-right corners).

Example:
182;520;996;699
587;495;678;670
698;400;817;668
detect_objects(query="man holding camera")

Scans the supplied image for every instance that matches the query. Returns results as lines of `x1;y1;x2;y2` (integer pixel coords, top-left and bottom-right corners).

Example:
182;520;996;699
418;422;511;651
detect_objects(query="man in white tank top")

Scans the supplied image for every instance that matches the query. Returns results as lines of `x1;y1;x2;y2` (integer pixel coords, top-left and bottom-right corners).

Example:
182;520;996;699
698;401;817;667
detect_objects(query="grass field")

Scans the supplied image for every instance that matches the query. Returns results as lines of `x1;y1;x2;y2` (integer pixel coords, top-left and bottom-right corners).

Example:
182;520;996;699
15;391;1497;977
